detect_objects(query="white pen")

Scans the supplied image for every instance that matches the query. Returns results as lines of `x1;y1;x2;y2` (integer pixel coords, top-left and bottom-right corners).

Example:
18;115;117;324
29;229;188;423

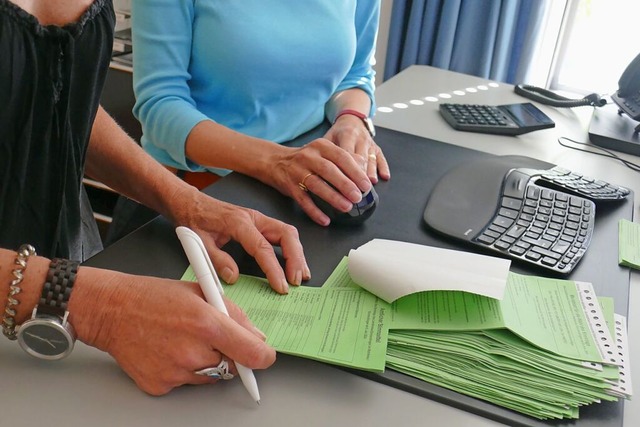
175;226;261;404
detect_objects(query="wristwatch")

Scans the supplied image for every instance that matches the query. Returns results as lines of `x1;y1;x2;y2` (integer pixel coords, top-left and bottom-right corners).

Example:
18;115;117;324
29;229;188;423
334;109;376;137
17;258;79;360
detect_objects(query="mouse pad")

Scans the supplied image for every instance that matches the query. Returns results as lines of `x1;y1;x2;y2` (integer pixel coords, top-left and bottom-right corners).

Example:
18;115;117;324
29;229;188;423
92;125;633;427
200;125;633;427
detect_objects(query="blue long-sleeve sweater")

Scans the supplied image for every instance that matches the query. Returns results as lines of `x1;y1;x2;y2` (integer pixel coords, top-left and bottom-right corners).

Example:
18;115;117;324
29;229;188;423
132;0;379;173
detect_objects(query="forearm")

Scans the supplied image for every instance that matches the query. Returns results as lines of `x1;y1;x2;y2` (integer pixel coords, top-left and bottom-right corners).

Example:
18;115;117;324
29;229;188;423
1;247;115;348
325;88;373;123
184;120;290;185
85;106;199;223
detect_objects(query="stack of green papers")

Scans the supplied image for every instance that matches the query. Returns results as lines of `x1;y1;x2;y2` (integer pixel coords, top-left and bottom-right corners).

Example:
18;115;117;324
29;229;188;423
619;219;640;269
181;249;632;420
182;267;389;372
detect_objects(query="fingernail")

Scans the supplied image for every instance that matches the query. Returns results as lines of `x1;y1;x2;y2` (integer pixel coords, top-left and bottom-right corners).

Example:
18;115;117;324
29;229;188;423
360;179;371;191
349;190;363;203
303;264;311;280
292;270;302;286
280;279;289;294
221;267;234;284
253;326;268;341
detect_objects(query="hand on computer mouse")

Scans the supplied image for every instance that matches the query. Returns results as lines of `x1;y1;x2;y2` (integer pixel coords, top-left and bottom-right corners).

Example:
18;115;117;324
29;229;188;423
309;185;379;225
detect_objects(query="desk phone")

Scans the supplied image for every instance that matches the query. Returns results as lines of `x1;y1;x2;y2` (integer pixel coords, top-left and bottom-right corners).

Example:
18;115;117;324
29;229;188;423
439;102;555;135
424;155;630;274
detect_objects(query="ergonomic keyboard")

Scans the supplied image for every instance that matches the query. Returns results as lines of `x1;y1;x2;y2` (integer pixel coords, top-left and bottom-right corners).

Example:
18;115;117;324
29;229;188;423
423;155;631;274
539;166;630;200
474;174;594;274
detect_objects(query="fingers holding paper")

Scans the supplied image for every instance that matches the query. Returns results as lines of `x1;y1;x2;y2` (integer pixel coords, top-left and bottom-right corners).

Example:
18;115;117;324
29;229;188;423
173;191;310;294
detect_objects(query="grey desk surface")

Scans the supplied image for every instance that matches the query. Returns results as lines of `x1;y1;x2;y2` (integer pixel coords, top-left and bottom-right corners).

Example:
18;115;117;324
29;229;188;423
1;66;638;427
372;65;640;426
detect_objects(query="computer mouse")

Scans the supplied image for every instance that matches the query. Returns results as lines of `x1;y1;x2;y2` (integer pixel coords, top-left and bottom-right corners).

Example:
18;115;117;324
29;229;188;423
309;185;379;225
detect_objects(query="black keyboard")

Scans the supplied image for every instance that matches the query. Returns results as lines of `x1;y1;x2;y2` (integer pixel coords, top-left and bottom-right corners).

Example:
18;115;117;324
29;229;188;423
423;155;631;275
539;166;630;201
474;173;595;274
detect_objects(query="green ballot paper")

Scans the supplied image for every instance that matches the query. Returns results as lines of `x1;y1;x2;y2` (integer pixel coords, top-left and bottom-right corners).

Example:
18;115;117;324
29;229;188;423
182;248;632;421
182;268;389;372
619;218;640;269
391;272;617;364
323;256;631;419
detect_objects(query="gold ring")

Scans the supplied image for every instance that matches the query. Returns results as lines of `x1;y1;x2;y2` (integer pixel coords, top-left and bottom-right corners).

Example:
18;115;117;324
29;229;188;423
368;153;377;161
298;172;314;192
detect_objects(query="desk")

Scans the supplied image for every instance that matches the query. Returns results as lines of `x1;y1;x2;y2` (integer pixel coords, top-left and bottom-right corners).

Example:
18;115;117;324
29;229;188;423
373;65;640;427
1;66;637;427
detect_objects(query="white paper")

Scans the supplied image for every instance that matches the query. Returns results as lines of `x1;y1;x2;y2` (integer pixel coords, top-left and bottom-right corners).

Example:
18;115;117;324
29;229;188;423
347;239;510;303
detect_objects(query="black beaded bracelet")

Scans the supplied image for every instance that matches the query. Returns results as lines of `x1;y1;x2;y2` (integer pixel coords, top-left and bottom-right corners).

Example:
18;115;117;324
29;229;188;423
39;258;79;317
2;244;37;340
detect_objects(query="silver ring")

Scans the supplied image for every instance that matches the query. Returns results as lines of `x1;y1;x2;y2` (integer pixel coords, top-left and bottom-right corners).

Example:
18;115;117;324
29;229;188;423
194;359;234;380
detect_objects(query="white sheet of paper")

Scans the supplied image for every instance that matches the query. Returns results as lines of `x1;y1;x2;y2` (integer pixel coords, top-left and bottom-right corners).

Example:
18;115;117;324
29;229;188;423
347;239;510;303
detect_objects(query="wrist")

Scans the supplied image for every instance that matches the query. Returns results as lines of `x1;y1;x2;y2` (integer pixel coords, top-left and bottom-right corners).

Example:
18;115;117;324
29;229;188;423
1;249;50;338
333;109;376;137
161;181;203;225
67;266;130;351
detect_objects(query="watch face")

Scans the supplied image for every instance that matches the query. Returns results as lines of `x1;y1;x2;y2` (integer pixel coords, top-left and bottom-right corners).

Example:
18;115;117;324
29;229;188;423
18;317;75;360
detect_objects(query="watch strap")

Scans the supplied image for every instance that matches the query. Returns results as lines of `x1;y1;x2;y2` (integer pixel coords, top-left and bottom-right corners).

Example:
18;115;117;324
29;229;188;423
38;258;79;317
334;109;376;137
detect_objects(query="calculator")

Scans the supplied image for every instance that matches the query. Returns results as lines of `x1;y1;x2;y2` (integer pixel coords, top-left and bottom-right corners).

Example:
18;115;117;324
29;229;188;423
439;102;555;136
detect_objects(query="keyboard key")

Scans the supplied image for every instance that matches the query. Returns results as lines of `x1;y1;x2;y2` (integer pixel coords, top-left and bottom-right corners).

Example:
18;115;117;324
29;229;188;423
492;216;514;229
473;181;596;274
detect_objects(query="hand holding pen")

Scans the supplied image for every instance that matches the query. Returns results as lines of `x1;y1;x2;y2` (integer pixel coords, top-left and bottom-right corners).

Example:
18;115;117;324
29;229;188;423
176;226;267;404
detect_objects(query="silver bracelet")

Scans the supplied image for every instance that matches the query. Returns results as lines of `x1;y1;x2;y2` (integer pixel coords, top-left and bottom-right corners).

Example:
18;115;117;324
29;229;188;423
2;244;37;340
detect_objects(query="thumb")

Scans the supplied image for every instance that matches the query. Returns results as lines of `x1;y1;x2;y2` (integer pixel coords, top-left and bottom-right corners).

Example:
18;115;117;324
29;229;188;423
200;235;240;284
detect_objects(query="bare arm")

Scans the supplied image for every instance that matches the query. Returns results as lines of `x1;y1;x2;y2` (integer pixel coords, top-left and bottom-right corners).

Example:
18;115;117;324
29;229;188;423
84;106;309;292
0;248;275;395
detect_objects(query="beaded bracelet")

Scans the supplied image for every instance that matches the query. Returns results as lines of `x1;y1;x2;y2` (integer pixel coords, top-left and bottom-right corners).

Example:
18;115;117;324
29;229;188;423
2;244;36;340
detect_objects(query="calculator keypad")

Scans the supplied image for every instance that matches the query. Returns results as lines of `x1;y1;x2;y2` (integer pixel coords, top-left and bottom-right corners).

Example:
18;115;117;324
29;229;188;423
439;103;555;136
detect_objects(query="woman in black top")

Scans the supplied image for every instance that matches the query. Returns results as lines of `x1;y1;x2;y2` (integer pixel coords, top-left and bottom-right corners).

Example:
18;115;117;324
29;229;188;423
0;0;309;395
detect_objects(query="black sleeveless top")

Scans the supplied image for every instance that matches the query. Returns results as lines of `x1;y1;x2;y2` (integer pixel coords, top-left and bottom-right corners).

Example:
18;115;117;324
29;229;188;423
0;0;114;261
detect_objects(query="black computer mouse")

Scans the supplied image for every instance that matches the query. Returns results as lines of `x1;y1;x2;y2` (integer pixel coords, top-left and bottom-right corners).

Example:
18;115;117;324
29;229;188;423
310;185;379;225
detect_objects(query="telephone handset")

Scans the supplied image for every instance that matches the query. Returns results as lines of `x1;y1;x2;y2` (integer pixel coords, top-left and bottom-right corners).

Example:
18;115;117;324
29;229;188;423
515;53;640;123
611;52;640;121
514;84;606;108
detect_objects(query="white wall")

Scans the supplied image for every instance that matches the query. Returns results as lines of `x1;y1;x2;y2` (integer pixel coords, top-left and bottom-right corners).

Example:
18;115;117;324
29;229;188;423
375;0;394;83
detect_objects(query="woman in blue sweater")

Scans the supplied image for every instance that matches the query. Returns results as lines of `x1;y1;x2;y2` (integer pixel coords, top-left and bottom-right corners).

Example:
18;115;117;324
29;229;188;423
132;0;390;226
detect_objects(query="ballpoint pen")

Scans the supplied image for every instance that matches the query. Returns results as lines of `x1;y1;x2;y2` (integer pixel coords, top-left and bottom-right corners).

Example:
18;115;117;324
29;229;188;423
175;226;261;404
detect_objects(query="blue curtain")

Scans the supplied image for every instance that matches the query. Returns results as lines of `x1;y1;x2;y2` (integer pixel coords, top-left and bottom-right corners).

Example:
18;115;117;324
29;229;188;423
384;0;548;83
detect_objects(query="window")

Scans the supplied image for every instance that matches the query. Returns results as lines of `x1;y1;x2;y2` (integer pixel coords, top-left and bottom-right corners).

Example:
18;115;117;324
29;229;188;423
544;0;640;96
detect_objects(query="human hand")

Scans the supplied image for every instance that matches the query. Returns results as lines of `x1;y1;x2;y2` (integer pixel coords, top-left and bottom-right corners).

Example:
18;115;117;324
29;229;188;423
324;114;391;184
263;138;374;226
69;267;275;396
169;188;309;294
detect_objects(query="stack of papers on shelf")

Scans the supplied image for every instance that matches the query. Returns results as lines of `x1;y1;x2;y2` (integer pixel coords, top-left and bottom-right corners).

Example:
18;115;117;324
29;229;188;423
181;238;632;420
